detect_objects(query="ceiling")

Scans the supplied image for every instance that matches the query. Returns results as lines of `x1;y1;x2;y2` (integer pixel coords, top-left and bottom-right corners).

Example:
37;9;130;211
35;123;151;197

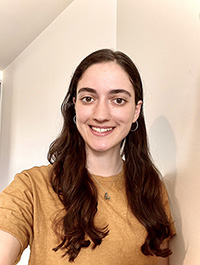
0;0;74;71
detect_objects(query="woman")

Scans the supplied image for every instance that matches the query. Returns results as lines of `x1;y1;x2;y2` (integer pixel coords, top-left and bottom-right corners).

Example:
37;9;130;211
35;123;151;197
0;49;175;265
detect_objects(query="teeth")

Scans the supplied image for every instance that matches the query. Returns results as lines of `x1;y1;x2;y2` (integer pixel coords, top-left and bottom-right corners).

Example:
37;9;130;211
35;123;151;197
92;127;113;133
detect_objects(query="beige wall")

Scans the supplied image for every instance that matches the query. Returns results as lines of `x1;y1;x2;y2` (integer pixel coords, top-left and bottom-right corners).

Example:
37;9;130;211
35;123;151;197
117;0;200;264
0;0;116;188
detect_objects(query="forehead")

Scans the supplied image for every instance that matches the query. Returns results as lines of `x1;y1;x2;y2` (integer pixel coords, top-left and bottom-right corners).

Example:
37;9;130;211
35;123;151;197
77;62;134;93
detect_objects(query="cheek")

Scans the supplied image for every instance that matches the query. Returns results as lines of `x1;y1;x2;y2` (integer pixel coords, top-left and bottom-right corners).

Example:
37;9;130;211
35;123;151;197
113;108;135;124
75;105;90;123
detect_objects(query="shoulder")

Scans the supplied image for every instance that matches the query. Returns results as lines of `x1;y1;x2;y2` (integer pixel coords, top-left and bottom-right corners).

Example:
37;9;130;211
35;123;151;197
18;164;52;178
1;165;53;196
16;164;51;183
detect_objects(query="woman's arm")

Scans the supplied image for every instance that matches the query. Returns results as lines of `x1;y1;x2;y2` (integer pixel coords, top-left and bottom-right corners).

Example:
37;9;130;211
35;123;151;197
0;231;20;265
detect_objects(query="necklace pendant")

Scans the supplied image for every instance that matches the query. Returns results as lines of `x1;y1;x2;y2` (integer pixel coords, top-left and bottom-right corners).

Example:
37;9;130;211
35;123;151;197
104;192;110;200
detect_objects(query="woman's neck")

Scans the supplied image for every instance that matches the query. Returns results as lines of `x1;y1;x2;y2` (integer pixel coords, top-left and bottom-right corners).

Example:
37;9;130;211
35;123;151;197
86;149;123;177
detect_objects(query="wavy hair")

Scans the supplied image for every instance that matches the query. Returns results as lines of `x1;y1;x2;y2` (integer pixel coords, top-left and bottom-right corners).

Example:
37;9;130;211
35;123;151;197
48;49;173;261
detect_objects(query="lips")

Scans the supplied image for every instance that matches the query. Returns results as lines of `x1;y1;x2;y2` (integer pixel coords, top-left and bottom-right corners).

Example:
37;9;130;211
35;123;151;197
90;126;114;133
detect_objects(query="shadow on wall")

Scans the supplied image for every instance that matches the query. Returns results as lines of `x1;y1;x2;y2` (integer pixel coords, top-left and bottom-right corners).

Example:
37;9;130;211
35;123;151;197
149;116;186;265
0;67;14;191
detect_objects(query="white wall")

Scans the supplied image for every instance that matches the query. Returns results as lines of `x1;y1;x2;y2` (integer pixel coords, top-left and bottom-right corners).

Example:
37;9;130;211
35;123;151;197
117;0;200;264
0;0;116;188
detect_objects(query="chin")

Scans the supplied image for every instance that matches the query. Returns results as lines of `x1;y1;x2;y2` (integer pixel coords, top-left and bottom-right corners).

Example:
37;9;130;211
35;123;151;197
92;147;110;153
87;143;120;154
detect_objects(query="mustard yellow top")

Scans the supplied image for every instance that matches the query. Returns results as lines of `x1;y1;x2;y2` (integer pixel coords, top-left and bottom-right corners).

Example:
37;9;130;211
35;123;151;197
0;165;175;265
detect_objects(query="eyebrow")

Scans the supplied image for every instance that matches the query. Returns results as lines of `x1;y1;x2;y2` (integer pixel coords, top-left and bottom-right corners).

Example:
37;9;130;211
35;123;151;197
77;87;96;94
109;89;131;97
77;87;132;97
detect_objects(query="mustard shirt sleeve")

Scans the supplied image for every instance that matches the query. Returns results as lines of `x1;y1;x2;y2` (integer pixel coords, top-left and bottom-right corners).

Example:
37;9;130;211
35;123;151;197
0;172;34;262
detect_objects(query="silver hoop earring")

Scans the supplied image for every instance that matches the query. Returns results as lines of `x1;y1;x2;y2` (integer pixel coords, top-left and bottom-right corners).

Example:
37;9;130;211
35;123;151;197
73;115;76;125
131;121;138;132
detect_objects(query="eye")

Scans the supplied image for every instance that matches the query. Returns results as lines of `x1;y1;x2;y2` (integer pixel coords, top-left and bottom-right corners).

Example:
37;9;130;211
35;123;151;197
113;98;126;105
82;96;94;103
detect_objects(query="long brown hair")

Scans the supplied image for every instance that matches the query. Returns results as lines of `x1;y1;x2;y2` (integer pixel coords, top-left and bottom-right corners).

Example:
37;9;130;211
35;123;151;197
48;49;173;261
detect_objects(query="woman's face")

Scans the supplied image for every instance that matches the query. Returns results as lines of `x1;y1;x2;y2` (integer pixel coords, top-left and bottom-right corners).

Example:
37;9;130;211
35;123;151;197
74;62;142;155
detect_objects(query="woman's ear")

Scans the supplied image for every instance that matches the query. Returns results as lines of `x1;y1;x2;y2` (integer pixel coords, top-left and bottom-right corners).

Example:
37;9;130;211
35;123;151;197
133;100;143;123
73;97;76;105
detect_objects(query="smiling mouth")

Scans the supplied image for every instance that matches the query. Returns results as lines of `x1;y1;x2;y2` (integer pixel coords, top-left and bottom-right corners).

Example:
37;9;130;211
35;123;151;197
90;126;114;133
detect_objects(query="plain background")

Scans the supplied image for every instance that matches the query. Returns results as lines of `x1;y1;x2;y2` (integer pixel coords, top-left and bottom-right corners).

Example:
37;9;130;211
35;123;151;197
0;0;200;264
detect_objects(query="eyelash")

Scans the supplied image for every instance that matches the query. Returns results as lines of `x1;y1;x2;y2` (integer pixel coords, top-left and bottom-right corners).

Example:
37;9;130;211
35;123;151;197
81;96;94;103
113;98;127;105
80;96;127;105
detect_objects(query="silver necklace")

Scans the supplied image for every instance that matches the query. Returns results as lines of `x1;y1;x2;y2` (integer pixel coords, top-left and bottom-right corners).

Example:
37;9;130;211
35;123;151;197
91;174;116;200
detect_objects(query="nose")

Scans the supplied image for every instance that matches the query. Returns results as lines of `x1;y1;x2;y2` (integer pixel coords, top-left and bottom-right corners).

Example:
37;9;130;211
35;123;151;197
92;100;111;122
